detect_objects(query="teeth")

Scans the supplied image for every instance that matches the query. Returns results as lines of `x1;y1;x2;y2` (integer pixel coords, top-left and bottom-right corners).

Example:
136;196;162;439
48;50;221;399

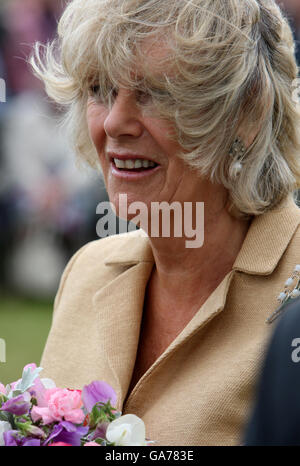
114;158;156;170
125;160;134;169
114;159;125;169
134;159;142;169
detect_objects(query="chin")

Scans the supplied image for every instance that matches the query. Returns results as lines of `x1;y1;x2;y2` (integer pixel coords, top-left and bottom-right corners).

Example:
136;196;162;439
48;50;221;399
108;190;151;225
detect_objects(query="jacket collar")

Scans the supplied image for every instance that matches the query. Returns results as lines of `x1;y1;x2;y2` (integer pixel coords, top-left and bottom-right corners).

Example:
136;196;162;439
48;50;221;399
104;196;300;275
104;230;154;266
233;196;300;275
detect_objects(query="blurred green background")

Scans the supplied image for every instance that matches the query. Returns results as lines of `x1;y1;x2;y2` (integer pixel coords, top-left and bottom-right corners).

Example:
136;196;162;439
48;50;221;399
0;294;52;384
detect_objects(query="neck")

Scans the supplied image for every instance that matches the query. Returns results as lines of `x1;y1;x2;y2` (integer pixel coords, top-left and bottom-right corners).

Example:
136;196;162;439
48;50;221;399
145;202;251;314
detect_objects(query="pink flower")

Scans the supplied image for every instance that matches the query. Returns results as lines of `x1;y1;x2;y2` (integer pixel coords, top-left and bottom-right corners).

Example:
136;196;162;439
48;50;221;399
31;406;57;425
49;442;72;446
84;441;101;446
0;383;6;394
31;388;85;425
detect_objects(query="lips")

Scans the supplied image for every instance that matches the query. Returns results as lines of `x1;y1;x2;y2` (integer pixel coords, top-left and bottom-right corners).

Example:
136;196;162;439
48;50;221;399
107;152;161;179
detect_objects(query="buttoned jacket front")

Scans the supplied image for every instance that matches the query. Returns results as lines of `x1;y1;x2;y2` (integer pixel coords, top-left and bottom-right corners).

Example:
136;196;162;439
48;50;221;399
40;196;300;445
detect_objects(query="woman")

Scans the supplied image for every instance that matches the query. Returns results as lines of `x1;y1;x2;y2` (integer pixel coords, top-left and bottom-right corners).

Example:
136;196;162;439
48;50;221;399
31;0;300;445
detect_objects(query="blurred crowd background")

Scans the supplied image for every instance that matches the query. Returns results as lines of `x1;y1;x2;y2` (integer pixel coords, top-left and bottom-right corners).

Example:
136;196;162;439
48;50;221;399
0;0;299;383
0;0;109;383
0;0;109;301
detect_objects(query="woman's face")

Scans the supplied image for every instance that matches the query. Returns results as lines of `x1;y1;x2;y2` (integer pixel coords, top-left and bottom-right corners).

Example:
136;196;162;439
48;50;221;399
86;43;227;222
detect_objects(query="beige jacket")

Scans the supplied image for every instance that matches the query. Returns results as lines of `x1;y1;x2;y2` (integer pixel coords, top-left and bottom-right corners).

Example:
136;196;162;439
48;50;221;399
40;196;300;445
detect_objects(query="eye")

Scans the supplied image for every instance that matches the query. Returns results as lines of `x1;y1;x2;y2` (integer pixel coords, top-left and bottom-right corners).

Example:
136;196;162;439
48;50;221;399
135;89;152;105
110;88;118;100
135;87;172;106
88;84;118;105
88;84;100;97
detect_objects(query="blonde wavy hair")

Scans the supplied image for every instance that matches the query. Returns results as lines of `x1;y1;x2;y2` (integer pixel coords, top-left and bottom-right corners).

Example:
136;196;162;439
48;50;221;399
31;0;300;216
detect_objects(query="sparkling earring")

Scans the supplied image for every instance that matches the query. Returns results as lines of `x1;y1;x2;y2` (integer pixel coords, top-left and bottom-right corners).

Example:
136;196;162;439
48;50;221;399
229;137;246;178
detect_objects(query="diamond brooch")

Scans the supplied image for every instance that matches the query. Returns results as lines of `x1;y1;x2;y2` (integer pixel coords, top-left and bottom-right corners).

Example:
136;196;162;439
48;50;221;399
266;265;300;324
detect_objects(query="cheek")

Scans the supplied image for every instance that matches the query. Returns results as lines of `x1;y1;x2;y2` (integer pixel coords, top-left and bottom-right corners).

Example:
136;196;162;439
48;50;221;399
86;102;108;150
147;116;180;147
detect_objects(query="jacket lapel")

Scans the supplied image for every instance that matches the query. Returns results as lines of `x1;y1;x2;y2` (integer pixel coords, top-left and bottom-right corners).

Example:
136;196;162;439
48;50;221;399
93;232;154;407
123;269;236;408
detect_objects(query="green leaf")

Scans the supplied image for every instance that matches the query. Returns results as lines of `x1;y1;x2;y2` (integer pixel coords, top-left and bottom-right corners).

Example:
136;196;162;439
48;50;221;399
95;437;107;445
15;420;32;436
0;394;8;406
0;411;10;422
0;411;15;429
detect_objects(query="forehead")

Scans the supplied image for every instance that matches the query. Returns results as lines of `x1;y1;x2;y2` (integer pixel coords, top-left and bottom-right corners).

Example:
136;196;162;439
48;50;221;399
133;34;177;81
87;29;177;90
141;35;173;63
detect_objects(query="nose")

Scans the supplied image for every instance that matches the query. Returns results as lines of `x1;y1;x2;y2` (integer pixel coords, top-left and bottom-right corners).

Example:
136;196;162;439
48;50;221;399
103;89;144;139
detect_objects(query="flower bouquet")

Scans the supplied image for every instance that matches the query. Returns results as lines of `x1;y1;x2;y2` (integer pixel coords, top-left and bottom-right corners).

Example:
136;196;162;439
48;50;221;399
0;364;150;446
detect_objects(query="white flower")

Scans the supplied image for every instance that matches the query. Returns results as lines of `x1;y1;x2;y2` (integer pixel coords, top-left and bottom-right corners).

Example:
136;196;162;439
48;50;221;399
106;414;147;446
278;292;287;302
291;289;300;298
0;421;12;446
285;278;294;287
294;265;300;273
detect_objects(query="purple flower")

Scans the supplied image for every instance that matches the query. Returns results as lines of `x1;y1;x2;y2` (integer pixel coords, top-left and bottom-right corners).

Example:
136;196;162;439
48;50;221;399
23;438;41;446
4;430;19;446
0;394;31;416
89;422;109;441
82;381;117;413
44;421;88;447
4;430;41;446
